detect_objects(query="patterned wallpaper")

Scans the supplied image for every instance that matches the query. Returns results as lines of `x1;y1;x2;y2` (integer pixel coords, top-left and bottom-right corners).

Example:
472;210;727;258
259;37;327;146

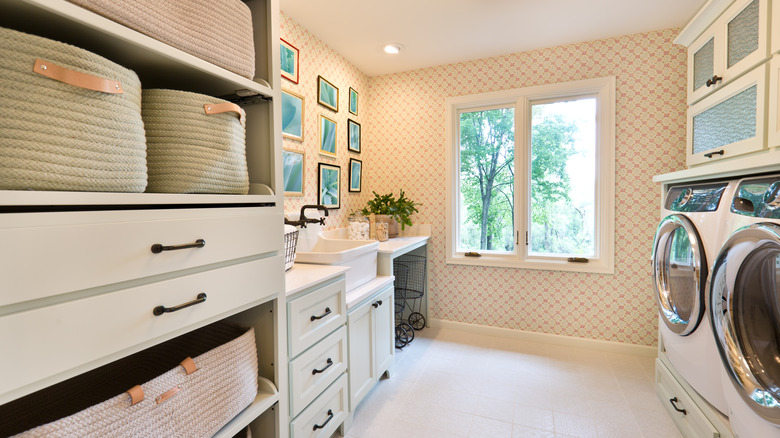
280;13;371;224
281;13;687;346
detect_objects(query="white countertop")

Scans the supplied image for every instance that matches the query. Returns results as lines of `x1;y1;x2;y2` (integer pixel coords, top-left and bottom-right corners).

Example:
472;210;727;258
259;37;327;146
346;275;394;310
285;264;349;297
378;235;429;255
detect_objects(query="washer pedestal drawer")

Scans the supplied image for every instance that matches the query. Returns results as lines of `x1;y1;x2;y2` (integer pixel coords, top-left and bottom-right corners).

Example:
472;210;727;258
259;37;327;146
655;358;729;438
0;256;283;404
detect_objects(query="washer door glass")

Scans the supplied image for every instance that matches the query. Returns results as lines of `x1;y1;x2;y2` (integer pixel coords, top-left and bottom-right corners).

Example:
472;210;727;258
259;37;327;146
652;214;707;335
711;223;780;424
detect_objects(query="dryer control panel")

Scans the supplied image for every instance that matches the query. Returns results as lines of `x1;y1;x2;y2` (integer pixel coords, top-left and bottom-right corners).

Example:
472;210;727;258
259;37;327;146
665;182;728;212
732;176;780;219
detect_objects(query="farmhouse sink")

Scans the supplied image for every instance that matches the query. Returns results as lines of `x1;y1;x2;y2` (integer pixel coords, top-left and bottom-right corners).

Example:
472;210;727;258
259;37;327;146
294;234;378;291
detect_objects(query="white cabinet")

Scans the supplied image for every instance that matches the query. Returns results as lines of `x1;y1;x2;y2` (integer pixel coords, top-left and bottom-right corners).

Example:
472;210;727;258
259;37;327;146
287;276;348;436
347;285;394;410
687;63;768;165
687;0;770;104
768;54;780;147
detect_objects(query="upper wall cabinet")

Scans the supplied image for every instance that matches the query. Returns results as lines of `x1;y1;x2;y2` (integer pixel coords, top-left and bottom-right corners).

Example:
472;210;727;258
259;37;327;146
687;0;770;105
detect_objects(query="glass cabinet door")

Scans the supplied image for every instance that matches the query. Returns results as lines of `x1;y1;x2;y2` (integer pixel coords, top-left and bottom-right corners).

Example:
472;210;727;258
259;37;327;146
687;63;767;166
686;0;769;105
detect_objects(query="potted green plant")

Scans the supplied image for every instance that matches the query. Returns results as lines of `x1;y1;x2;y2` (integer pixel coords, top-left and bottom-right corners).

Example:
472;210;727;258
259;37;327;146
360;190;420;238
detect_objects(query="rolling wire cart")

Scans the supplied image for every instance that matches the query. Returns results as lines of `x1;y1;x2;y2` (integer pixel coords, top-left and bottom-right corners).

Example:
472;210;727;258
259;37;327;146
392;254;427;349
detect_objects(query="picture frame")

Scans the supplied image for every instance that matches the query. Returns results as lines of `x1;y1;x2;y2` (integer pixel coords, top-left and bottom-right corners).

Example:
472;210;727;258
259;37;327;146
349;158;362;192
319;115;337;157
281;89;304;141
317;75;339;112
282;148;305;196
349;87;358;115
348;119;361;153
318;162;340;209
280;39;299;84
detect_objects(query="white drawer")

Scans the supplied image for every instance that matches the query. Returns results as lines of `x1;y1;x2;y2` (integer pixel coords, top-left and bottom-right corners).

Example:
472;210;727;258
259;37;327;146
288;279;346;358
0;256;283;405
0;207;282;307
655;359;720;438
290;326;347;417
290;374;347;438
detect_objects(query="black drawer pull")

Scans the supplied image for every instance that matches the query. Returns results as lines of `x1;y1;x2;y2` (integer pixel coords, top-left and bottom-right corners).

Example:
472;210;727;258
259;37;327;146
706;75;722;87
703;150;724;158
153;293;207;316
372;301;379;308
151;239;206;254
669;397;687;415
312;409;334;430
310;307;332;321
312;358;333;375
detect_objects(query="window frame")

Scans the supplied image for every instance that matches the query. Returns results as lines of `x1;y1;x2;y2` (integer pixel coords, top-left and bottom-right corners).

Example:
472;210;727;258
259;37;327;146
445;76;616;274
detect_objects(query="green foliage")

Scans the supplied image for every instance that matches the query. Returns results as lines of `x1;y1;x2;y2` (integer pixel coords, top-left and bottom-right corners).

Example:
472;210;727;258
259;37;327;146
360;190;420;229
320;169;339;205
459;108;515;250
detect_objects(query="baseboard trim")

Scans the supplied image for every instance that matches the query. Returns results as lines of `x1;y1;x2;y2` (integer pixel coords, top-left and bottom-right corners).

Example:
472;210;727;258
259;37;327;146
429;318;657;357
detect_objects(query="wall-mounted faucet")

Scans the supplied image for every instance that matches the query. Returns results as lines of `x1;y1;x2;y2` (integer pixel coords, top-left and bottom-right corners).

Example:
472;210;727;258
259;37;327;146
284;204;329;228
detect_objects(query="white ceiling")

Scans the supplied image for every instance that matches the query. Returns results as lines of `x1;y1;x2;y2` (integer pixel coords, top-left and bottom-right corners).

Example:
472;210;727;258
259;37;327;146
280;0;708;77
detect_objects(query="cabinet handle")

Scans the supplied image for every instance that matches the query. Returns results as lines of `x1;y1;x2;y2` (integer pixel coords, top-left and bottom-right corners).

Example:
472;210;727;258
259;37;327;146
153;293;207;316
310;307;332;321
377;300;383;306
706;75;722;87
669;397;687;415
703;150;724;158
372;301;379;308
312;358;333;375
312;409;334;430
151;239;206;254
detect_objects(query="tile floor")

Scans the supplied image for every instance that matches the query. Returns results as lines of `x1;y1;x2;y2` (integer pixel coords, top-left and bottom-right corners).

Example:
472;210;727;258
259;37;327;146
339;326;683;438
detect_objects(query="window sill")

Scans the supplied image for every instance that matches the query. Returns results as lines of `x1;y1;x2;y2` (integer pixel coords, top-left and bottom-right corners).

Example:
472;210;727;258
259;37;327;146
446;253;614;274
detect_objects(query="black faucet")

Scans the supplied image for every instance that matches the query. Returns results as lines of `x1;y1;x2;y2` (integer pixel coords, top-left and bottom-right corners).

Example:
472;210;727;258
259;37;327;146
284;205;329;228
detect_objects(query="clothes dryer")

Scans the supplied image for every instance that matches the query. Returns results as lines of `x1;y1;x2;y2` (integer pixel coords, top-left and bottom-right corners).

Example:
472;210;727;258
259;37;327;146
652;180;734;415
710;175;780;437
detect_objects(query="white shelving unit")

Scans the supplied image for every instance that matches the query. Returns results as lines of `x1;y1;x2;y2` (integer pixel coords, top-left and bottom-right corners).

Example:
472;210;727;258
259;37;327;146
0;0;288;436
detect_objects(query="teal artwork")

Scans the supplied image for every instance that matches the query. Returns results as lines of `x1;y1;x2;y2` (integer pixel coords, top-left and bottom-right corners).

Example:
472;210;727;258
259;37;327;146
280;39;298;83
319;115;337;157
317;76;339;112
349;87;358;115
282;149;304;195
349;158;362;192
348;119;361;153
318;163;340;208
281;90;304;141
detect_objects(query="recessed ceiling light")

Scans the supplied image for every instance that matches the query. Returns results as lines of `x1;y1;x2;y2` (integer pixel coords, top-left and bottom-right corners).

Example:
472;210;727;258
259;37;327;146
383;44;403;54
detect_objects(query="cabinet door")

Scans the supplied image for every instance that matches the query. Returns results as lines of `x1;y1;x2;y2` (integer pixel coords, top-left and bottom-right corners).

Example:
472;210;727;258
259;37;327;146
373;287;395;378
687;63;768;166
347;299;375;410
686;0;769;105
769;55;780;148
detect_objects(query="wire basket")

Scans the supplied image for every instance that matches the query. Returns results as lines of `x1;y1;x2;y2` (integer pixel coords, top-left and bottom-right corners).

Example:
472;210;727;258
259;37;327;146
284;225;299;271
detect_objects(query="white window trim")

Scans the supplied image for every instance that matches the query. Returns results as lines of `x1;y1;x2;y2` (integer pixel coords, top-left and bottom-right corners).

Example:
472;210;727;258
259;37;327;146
445;76;615;274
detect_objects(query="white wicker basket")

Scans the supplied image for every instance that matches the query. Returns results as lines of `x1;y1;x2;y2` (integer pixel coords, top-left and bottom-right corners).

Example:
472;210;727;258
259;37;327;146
67;0;255;79
2;323;258;438
0;26;147;192
142;89;249;194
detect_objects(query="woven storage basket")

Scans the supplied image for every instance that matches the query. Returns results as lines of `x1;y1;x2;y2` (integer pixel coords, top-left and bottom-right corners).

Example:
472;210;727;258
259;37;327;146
142;89;250;194
0;26;146;192
67;0;255;79
1;323;258;438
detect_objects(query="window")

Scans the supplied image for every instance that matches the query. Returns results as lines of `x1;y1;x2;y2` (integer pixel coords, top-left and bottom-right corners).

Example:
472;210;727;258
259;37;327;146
445;77;615;273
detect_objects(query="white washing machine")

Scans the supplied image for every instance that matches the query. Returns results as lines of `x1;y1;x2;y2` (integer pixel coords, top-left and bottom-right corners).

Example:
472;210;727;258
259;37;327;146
710;175;780;437
652;180;734;415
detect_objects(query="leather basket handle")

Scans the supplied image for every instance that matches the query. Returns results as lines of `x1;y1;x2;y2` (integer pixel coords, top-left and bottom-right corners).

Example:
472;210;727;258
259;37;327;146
204;102;245;126
33;59;123;94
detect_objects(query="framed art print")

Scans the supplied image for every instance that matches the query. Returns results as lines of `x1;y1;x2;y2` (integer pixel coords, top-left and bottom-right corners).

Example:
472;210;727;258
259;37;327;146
348;119;361;153
282;148;305;196
317;75;339;112
349;87;358;115
280;39;299;83
281;89;304;141
319;115;337;157
318;162;340;208
349;158;362;192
